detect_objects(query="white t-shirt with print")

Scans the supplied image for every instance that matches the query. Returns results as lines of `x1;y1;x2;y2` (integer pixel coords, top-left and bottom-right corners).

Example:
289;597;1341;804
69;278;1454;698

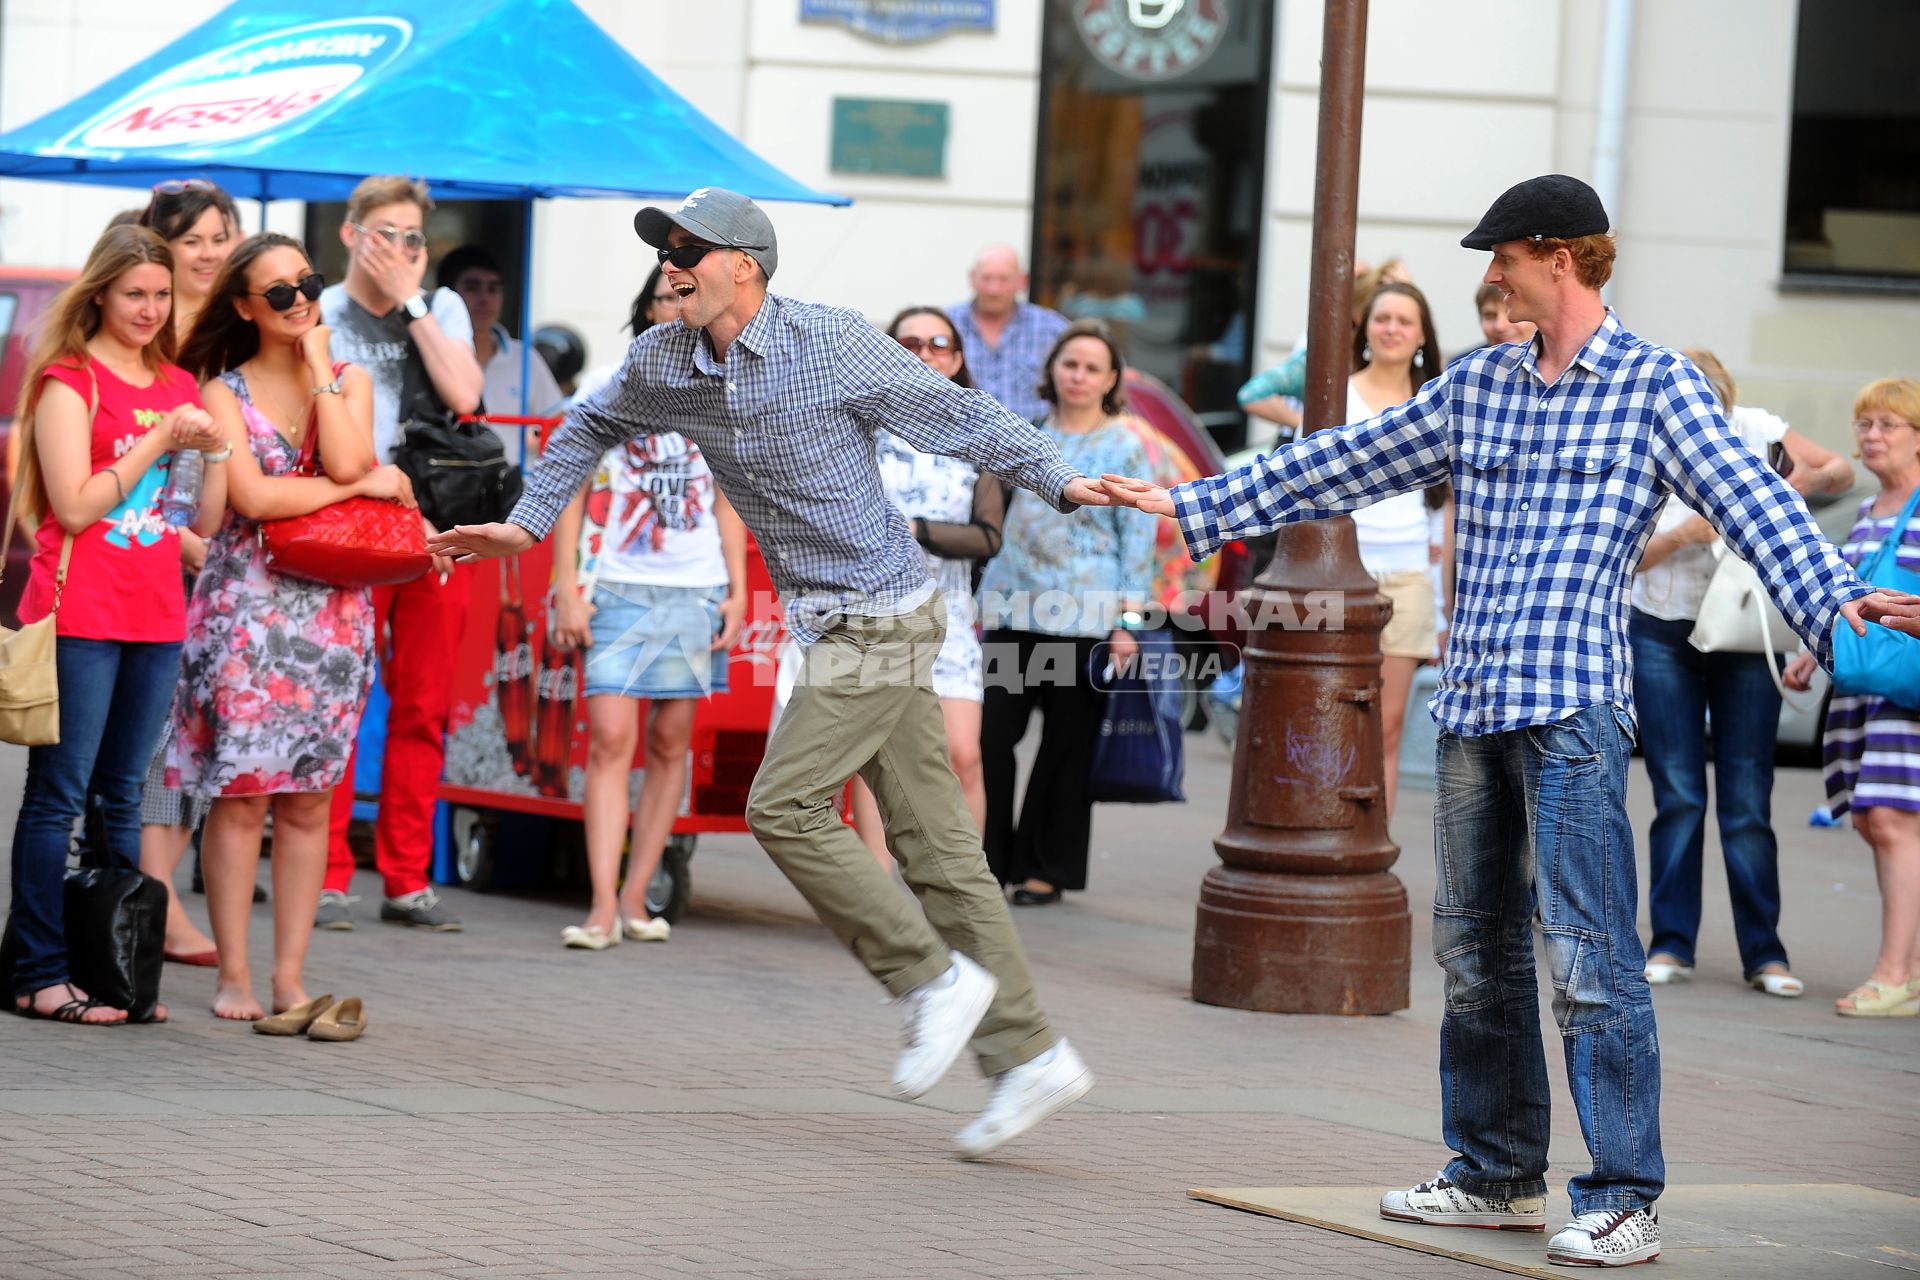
588;433;728;590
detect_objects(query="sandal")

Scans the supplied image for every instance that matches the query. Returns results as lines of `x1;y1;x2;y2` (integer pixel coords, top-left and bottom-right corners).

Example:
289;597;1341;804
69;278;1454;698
10;983;126;1026
1836;979;1919;1017
306;997;366;1042
1643;954;1693;985
253;994;335;1036
1749;968;1804;998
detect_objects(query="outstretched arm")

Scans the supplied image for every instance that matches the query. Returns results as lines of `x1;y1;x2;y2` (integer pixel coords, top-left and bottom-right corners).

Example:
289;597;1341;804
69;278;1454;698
839;316;1103;512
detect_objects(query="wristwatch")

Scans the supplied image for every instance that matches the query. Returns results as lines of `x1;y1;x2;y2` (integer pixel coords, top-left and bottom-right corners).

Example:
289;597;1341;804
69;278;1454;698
401;292;430;322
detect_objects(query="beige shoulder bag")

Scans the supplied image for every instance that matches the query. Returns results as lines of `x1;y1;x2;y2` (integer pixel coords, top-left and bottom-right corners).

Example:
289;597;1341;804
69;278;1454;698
0;368;92;746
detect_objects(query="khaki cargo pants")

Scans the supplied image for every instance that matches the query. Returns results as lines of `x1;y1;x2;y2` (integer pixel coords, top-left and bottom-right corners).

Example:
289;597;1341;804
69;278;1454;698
745;592;1056;1075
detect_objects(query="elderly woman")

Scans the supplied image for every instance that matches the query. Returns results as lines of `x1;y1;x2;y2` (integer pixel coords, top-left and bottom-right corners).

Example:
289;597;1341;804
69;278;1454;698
1785;377;1920;1016
1633;351;1853;999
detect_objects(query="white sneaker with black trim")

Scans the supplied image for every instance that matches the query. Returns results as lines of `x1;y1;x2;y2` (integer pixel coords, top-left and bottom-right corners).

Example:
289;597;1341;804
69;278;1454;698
1379;1173;1547;1230
1547;1206;1660;1267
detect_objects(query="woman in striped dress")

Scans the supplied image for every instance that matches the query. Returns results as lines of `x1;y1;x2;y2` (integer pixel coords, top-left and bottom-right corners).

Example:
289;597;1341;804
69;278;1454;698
1785;377;1920;1017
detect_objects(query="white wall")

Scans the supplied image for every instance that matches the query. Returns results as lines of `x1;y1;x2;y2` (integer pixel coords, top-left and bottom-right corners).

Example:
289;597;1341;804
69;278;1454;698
6;0;1915;440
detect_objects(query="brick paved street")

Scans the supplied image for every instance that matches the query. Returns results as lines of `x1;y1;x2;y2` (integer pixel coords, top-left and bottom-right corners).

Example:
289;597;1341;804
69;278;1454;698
2;732;1916;1278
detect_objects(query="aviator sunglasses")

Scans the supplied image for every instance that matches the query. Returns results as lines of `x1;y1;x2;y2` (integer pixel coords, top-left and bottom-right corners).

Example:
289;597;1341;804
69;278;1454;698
248;271;326;311
897;334;956;355
350;222;428;254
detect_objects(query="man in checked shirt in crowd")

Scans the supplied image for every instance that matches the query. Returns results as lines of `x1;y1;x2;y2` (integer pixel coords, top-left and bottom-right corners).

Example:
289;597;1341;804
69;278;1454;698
429;188;1106;1158
1101;175;1912;1267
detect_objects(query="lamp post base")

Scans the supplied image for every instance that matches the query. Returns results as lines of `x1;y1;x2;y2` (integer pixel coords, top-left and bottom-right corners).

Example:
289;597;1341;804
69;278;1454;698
1192;864;1411;1015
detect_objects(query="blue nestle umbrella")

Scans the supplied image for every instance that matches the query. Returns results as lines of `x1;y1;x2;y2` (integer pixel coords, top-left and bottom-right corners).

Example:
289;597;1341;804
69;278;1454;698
0;0;848;406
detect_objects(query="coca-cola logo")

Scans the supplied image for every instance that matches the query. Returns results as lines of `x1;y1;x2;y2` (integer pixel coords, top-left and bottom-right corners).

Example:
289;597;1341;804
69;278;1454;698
493;641;534;684
1074;0;1226;82
536;661;577;702
731;617;784;671
60;18;410;152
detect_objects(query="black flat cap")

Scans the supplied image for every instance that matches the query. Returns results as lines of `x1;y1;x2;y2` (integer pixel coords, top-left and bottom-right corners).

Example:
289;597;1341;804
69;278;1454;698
1461;174;1609;250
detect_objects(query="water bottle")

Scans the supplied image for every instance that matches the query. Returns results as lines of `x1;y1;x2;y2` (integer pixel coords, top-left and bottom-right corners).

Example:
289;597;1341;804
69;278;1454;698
162;450;204;526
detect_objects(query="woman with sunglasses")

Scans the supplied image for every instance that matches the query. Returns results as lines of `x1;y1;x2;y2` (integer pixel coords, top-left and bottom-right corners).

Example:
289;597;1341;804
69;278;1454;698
8;225;225;1025
546;267;748;950
847;307;1005;865
169;232;414;1022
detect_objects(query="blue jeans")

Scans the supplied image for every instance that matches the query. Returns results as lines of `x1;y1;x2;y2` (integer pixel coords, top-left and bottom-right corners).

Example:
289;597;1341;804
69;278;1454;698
1628;609;1787;978
1433;703;1664;1214
9;637;181;1000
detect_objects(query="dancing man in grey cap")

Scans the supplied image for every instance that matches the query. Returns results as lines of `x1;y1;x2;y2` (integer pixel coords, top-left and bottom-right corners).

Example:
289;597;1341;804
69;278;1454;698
1099;174;1906;1266
429;188;1100;1158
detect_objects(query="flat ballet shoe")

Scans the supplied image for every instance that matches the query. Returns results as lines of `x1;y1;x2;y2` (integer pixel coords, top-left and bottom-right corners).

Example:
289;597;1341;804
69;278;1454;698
306;997;366;1042
252;994;334;1036
621;916;670;942
562;923;622;950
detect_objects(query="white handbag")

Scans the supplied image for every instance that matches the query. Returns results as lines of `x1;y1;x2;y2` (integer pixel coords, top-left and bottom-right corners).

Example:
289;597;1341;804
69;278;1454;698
1688;539;1792;656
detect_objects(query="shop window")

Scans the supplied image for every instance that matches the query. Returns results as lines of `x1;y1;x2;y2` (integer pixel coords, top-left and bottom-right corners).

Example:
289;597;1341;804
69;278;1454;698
1783;0;1920;285
1033;0;1274;449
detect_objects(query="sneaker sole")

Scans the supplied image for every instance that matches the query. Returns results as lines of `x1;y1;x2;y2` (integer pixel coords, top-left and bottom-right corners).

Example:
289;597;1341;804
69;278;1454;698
892;972;997;1100
1380;1207;1545;1231
1546;1245;1660;1266
954;1064;1094;1159
382;918;463;932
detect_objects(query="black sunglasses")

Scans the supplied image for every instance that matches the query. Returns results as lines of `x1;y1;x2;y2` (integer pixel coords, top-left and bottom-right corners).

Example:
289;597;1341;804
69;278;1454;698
897;334;955;355
249;272;325;311
657;242;727;269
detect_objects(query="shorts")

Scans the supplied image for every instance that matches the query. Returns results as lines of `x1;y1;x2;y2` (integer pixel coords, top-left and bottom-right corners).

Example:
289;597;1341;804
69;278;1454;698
582;581;730;700
1376;568;1437;660
932;589;983;703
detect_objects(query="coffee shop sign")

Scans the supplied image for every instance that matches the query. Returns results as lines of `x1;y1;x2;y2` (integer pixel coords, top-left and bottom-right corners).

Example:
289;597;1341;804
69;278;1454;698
1076;0;1227;81
800;0;995;44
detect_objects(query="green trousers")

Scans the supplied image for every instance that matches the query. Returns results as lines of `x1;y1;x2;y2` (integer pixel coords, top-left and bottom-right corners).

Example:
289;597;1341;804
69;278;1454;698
745;593;1056;1075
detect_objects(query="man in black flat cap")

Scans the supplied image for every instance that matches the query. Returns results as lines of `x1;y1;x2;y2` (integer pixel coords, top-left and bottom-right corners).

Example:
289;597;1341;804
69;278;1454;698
1101;173;1905;1267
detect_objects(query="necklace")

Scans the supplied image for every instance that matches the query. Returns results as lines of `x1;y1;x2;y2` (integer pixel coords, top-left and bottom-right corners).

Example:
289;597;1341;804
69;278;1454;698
240;360;311;445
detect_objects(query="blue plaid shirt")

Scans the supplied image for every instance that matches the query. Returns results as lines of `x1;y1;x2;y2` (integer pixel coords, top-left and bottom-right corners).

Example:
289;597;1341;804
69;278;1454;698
1172;312;1871;736
946;300;1069;423
511;294;1081;643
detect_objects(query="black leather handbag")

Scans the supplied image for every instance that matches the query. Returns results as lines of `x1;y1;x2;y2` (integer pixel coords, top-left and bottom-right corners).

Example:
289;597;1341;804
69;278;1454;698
0;868;167;1023
389;343;522;529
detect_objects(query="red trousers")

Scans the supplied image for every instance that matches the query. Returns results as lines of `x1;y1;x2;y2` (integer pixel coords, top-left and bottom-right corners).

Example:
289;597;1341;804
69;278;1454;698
326;564;473;897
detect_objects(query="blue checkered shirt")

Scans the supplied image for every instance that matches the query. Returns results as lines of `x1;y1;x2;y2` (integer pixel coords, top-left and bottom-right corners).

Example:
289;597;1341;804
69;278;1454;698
946;300;1069;423
510;294;1081;643
1172;312;1872;736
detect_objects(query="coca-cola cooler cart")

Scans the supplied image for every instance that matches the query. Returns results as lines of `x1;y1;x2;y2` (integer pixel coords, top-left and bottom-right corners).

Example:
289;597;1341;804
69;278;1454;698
343;415;786;922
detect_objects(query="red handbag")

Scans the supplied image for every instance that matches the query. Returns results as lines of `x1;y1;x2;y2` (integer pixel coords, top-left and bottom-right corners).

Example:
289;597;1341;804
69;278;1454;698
259;366;432;588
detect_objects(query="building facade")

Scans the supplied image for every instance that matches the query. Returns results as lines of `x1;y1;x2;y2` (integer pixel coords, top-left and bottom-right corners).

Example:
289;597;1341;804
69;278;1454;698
1;0;1914;450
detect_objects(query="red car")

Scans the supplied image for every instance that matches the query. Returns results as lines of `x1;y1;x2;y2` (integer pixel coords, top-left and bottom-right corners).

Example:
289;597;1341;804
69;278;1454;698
0;268;80;627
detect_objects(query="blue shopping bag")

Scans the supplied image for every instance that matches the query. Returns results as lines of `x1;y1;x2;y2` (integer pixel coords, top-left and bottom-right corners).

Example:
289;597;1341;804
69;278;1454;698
1833;487;1920;709
1088;628;1186;804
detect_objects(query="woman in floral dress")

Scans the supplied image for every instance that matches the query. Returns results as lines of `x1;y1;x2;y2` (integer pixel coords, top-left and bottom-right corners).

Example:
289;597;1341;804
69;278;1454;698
170;233;416;1022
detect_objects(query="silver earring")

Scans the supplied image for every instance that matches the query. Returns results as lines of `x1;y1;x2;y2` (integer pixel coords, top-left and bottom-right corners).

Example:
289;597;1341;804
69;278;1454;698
1362;345;1372;362
1414;350;1425;368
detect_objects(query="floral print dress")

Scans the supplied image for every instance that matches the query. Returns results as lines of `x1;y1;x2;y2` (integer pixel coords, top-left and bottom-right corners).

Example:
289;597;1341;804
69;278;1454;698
166;370;375;798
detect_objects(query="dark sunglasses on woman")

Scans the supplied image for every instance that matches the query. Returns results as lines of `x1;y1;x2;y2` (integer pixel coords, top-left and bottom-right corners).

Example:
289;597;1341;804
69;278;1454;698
248;272;325;311
897;334;955;354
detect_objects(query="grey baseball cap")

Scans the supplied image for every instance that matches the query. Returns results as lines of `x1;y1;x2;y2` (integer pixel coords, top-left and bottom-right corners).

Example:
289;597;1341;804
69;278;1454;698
634;188;778;281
